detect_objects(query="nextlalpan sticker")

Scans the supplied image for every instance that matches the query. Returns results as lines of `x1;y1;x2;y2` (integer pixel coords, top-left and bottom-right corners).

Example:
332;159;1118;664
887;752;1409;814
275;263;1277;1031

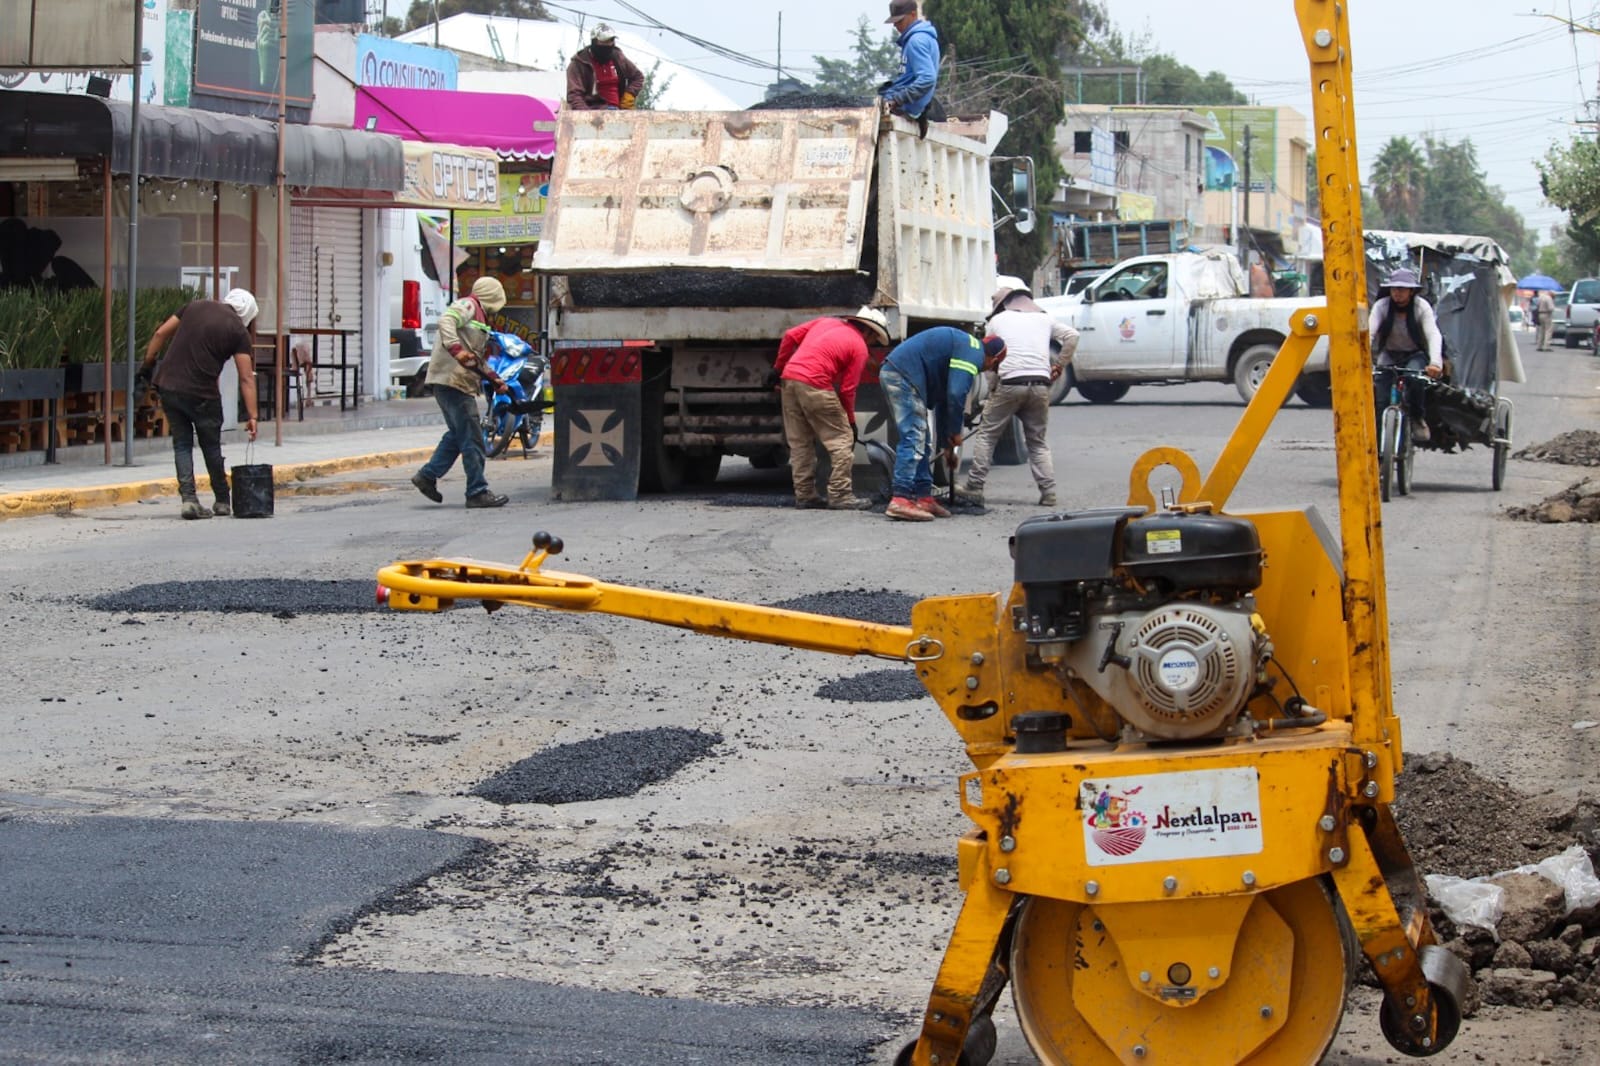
1080;767;1264;866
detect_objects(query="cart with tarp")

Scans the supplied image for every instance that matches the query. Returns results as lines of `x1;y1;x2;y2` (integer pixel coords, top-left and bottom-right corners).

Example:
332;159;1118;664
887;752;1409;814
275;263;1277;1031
1364;229;1522;495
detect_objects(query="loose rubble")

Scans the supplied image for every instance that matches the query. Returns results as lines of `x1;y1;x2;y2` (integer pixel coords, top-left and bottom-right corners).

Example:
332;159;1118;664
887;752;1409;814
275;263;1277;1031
1514;429;1600;467
1507;475;1600;523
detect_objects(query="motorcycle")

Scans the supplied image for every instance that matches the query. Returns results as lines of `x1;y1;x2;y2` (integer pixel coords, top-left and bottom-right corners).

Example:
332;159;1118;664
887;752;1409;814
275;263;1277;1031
480;331;554;458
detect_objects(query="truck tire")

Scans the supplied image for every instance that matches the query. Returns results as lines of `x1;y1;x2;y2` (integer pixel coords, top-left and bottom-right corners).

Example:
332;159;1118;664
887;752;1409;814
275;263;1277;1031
1293;371;1334;408
1048;367;1073;405
748;446;787;470
1233;343;1280;403
638;372;684;493
1565;330;1580;349
683;451;722;486
993;415;1028;465
1076;380;1130;404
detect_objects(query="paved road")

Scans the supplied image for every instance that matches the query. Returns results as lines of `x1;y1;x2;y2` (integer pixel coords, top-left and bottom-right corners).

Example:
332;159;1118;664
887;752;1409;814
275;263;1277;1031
0;334;1595;1064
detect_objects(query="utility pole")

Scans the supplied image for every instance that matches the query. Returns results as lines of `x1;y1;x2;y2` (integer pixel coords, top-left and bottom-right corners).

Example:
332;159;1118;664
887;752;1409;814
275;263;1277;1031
275;0;288;446
777;13;783;81
122;1;144;466
1240;125;1253;266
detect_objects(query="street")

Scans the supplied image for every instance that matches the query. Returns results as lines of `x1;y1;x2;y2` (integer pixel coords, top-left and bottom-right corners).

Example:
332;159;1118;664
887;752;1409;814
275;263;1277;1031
2;334;1596;1064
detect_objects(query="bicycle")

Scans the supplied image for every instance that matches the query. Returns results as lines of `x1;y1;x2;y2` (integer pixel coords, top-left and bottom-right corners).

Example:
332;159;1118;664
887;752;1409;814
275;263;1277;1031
1372;365;1432;502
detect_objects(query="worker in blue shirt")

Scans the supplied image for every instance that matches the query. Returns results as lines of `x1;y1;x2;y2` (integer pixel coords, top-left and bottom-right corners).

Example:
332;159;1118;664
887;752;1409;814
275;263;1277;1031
880;0;941;126
878;328;1006;521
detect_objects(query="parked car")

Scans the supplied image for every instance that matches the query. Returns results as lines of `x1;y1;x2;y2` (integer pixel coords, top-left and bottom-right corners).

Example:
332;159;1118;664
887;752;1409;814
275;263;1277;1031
1565;278;1600;348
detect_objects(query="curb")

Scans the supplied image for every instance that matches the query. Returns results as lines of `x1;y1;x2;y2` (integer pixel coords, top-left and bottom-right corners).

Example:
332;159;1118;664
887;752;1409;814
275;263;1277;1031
0;429;554;521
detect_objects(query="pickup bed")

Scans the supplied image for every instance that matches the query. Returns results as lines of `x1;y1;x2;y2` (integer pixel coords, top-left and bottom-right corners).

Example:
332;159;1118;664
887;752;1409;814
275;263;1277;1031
1038;250;1332;406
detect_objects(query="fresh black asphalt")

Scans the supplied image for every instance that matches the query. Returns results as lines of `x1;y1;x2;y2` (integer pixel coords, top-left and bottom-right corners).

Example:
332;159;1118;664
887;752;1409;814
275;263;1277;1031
0;815;891;1064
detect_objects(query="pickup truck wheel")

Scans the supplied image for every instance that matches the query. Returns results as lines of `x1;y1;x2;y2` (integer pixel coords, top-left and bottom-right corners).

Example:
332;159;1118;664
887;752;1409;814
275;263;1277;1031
1048;366;1074;405
1565;331;1580;349
1293;372;1334;408
1076;380;1129;404
1233;344;1279;403
993;415;1028;465
407;369;431;399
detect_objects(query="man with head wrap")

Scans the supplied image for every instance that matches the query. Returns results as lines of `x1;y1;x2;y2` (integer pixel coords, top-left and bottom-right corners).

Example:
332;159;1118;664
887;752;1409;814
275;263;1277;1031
411;278;512;509
137;288;261;520
565;24;645;111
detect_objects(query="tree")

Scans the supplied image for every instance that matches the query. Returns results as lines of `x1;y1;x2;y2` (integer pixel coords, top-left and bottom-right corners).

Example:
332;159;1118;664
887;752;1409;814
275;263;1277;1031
1368;136;1425;231
812;16;900;96
404;0;550;32
925;0;1102;274
1539;138;1600;273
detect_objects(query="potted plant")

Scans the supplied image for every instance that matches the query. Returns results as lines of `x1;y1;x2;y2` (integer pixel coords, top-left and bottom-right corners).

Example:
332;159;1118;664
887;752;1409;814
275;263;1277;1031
61;287;197;394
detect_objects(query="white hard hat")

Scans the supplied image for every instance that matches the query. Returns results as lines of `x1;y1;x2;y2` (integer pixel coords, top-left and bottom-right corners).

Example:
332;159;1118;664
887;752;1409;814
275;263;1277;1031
846;306;890;346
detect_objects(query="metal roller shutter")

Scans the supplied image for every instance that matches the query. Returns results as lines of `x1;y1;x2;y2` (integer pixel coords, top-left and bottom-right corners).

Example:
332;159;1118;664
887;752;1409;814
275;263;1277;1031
288;205;364;402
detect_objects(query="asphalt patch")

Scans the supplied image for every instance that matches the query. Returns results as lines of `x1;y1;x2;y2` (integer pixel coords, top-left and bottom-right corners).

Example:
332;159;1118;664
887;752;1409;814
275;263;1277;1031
816;668;926;703
87;579;376;614
764;589;920;626
471;727;723;806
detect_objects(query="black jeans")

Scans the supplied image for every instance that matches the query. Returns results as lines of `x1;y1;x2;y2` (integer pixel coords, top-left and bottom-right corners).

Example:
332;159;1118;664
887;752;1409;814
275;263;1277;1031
159;388;229;504
1374;353;1429;430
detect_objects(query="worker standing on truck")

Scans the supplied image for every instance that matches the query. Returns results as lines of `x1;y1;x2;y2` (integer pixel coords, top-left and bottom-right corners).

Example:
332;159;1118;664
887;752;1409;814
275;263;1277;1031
1369;267;1443;443
773;307;890;511
565;23;644;111
879;329;1007;522
959;285;1078;508
880;0;945;133
411;278;511;509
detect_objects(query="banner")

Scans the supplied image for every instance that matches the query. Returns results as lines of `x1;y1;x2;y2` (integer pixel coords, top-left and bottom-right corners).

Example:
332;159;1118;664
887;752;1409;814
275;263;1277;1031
1204;146;1236;192
400;142;500;210
193;0;313;108
0;0;168;104
1202;107;1278;188
0;0;138;70
456;173;549;247
356;34;457;90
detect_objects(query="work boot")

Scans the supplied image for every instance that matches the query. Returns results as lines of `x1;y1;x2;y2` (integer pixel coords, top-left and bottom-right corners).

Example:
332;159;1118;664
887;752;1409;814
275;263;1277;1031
212;500;232;517
886;496;934;522
1039;491;1058;507
1411;422;1431;444
827;496;875;511
466;491;509;509
180;498;212;520
411;472;443;503
954;483;984;506
916;496;952;518
795;496;829;510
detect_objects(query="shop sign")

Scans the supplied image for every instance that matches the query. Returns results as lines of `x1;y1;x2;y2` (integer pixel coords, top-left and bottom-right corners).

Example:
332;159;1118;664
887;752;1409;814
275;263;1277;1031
401;143;500;210
456;173;548;247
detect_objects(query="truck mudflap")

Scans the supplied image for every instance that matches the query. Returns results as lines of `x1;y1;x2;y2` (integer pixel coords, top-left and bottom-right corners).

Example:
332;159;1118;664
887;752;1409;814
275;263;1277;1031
550;345;645;501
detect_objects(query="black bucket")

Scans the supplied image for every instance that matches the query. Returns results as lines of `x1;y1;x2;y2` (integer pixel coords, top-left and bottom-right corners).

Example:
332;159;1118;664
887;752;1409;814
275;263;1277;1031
232;464;274;518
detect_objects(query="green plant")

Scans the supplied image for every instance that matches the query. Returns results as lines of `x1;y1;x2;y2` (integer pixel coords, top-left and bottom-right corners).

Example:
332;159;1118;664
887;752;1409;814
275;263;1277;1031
0;286;197;370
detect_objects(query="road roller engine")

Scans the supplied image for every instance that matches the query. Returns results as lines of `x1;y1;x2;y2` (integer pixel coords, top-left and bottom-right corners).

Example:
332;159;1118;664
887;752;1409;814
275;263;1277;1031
377;2;1475;1060
1010;506;1283;744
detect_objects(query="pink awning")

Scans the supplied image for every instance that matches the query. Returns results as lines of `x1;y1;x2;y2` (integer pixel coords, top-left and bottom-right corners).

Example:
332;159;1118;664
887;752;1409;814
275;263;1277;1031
354;86;558;161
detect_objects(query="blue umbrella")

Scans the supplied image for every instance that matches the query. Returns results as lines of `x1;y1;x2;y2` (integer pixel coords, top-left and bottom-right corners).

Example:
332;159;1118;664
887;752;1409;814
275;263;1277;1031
1518;273;1564;291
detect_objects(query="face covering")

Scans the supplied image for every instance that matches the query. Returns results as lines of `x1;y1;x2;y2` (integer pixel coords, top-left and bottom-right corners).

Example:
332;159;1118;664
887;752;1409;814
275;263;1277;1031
590;44;615;62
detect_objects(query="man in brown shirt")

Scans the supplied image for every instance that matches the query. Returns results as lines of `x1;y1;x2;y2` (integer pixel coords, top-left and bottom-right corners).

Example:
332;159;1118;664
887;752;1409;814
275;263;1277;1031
138;289;260;519
565;24;644;111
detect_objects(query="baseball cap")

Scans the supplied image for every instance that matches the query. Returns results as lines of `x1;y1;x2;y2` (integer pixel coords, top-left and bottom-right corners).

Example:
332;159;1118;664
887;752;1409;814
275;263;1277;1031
591;23;617;43
885;0;918;24
982;335;1007;362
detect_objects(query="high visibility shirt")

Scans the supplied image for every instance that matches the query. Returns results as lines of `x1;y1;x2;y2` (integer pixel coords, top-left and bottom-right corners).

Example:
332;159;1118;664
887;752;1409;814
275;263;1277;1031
773;317;870;420
882;326;985;440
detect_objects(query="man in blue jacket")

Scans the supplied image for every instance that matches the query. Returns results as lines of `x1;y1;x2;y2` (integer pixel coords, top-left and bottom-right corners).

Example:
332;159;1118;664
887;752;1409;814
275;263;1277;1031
881;0;941;128
878;328;1006;522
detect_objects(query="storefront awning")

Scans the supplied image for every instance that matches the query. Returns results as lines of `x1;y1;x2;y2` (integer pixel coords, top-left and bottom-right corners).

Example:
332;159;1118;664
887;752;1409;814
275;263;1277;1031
354;86;558;161
0;90;403;191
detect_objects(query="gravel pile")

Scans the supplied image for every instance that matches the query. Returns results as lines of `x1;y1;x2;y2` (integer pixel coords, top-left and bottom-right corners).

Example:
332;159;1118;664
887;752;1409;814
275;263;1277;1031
1514;429;1600;466
764;589;921;626
1507;476;1600;523
470;727;722;806
87;579;377;615
816;668;926;703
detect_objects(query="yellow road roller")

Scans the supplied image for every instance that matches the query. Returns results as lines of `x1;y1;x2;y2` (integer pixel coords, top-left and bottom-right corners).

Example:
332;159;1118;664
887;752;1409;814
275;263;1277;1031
377;2;1470;1061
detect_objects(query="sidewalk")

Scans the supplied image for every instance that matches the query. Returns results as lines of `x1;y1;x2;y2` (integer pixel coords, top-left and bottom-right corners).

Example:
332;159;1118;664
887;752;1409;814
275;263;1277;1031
0;397;509;520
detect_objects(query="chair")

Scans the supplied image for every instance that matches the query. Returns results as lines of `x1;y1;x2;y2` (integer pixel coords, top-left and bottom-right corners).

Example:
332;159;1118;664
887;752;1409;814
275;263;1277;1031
251;336;307;422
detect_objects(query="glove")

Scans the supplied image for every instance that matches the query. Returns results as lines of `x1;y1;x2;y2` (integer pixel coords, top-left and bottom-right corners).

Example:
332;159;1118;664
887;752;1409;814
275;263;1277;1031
620;91;637;109
762;368;781;391
134;365;152;390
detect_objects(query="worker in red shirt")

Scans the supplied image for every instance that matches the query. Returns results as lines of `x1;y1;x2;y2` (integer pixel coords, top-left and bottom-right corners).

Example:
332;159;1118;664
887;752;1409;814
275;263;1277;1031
565;24;644;111
772;307;890;510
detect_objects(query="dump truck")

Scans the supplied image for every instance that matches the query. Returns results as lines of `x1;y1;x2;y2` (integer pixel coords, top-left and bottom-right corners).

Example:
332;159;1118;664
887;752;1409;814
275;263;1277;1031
531;106;1032;499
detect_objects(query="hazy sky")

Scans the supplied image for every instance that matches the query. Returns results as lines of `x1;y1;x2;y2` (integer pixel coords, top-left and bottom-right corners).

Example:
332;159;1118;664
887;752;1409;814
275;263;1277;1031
543;1;1597;236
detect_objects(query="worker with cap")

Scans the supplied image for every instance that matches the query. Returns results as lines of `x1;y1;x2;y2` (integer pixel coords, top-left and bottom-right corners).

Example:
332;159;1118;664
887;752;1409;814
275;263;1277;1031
412;278;511;509
1369;266;1443;443
878;327;1007;521
880;1;942;129
137;288;261;520
771;307;890;511
566;23;645;111
959;283;1078;508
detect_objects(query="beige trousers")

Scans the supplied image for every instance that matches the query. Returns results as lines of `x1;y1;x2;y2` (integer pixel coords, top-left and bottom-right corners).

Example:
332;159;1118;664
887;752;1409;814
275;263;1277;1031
781;379;855;503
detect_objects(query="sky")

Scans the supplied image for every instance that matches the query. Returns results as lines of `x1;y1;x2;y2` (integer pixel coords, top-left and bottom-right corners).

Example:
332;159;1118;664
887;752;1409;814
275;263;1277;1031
537;1;1598;239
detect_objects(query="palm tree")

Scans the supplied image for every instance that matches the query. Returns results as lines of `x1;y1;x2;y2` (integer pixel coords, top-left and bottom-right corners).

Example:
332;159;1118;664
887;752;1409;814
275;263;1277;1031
1369;137;1426;231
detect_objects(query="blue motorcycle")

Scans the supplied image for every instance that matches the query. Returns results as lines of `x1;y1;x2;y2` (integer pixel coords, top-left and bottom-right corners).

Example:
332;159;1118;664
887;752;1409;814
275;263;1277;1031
480;331;554;458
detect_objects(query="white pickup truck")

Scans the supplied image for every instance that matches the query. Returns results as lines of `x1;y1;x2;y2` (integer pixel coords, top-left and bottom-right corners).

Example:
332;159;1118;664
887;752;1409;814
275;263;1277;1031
1037;250;1332;406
